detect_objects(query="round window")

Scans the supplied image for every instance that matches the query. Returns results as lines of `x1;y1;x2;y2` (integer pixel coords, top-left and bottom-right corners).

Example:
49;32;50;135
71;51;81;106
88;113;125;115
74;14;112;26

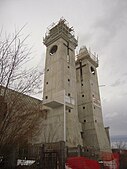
49;45;58;55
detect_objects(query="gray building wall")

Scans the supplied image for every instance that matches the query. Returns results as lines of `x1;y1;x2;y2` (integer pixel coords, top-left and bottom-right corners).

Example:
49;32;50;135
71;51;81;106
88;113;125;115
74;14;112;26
76;47;111;153
41;19;82;147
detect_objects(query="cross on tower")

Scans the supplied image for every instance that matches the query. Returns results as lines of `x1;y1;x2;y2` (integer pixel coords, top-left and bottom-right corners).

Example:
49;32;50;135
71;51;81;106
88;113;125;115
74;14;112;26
63;42;73;55
76;60;86;83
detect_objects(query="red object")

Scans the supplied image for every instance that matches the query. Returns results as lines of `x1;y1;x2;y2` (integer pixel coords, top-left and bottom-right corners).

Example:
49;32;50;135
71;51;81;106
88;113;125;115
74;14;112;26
102;153;120;169
66;153;120;169
66;157;101;169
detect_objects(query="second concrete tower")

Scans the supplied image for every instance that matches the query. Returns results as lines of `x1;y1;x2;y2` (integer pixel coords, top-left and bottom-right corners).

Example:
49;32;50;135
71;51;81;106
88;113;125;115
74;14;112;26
76;47;111;155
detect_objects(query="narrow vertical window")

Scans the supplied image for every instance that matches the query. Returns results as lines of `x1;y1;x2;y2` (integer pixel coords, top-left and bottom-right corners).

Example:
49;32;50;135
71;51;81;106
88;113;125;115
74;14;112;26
90;66;95;75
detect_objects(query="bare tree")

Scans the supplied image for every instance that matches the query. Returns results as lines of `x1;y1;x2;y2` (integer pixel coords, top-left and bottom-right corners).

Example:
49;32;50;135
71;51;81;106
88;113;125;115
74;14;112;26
114;141;127;150
112;141;127;151
0;25;42;96
0;26;44;150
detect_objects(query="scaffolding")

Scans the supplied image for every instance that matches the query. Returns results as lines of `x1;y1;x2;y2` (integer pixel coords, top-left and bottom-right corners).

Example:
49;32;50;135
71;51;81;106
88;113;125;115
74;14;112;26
43;18;77;47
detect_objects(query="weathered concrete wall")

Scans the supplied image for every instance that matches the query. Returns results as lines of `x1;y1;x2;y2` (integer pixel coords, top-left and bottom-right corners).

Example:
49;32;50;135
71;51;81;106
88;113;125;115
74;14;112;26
41;20;82;147
76;48;111;153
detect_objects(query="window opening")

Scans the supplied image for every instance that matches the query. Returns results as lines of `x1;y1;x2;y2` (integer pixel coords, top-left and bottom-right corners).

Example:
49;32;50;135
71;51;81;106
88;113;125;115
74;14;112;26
79;61;83;82
49;45;58;55
90;66;95;75
68;79;70;85
80;131;84;139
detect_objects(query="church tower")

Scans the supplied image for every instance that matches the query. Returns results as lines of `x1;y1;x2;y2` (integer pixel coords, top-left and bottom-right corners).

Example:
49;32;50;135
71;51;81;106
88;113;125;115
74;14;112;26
76;47;111;155
42;18;82;146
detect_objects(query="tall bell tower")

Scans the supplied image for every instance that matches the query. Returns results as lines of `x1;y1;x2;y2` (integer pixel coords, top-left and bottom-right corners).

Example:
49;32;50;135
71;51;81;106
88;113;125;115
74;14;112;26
43;18;82;146
76;47;111;155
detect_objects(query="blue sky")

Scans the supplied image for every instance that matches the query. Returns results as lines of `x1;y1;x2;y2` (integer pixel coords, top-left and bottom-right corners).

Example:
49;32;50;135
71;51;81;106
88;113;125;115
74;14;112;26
0;0;127;136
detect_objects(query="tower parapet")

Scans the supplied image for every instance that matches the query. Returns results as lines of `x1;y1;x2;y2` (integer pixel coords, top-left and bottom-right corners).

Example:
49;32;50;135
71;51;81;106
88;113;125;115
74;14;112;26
43;18;78;47
76;46;99;67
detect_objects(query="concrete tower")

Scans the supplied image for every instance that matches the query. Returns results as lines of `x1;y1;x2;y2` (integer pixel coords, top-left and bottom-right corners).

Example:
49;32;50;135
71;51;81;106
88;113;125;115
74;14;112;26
43;18;82;146
76;47;111;154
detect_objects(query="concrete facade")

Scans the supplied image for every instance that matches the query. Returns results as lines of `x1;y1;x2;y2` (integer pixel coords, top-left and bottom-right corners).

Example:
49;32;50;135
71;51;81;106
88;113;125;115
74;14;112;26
42;19;82;147
76;47;111;153
36;18;111;152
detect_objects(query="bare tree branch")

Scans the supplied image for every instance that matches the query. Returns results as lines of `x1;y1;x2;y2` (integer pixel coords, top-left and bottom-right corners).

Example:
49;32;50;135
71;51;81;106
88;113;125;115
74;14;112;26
0;26;44;151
